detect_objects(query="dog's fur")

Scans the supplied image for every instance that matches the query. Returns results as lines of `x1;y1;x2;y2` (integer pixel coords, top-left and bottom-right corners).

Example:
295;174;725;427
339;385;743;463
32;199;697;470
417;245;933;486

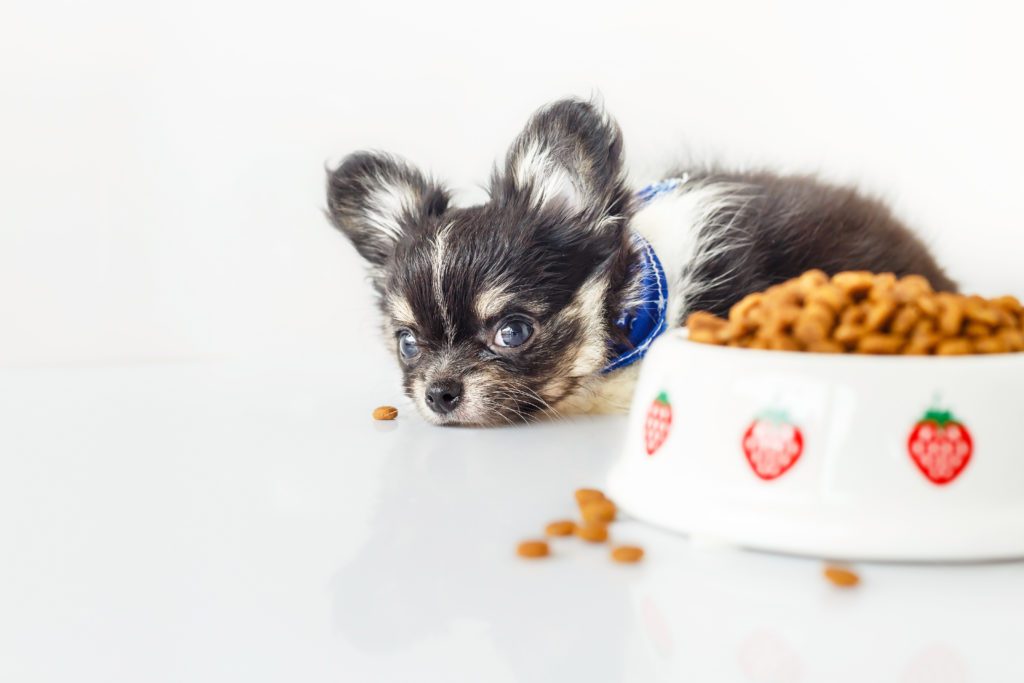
326;99;955;426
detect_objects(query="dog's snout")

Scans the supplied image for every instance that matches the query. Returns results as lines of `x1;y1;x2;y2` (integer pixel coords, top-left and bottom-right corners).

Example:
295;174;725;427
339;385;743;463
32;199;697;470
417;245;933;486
425;380;462;415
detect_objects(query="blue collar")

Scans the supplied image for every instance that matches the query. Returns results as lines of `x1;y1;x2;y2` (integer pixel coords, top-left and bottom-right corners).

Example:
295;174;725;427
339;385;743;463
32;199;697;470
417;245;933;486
601;177;686;374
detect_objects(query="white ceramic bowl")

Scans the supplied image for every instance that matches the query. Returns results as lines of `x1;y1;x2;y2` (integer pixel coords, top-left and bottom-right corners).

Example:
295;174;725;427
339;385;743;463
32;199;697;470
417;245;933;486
607;328;1024;561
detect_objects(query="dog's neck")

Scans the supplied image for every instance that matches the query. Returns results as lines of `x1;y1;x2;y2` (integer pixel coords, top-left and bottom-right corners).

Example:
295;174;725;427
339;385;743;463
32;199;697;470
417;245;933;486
553;177;693;417
602;232;668;373
600;177;687;374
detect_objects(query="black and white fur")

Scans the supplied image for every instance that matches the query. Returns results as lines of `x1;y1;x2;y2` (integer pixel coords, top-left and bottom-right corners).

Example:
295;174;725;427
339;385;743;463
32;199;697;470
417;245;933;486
326;99;955;426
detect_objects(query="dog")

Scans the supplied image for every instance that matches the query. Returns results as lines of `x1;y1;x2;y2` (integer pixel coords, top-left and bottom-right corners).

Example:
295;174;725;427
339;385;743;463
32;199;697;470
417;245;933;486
326;98;955;426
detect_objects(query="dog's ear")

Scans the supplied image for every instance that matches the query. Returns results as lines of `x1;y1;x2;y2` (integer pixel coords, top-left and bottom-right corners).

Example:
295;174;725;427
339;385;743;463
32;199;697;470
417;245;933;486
494;98;630;223
326;152;450;268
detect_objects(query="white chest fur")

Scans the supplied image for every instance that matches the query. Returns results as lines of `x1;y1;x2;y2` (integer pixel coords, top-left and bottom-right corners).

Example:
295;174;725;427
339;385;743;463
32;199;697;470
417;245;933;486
558;180;747;416
631;181;748;327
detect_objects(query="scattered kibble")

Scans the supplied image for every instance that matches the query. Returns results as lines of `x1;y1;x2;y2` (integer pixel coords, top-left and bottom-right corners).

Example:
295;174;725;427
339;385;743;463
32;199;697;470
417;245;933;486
372;405;398;420
576;522;609;543
517;489;643;563
611;545;645;563
516;540;550;559
823;564;860;587
581;499;617;524
545;520;577;537
575;488;606;506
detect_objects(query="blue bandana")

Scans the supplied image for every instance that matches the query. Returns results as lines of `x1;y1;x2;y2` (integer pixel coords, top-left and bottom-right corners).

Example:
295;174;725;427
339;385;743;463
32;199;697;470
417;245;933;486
601;177;686;374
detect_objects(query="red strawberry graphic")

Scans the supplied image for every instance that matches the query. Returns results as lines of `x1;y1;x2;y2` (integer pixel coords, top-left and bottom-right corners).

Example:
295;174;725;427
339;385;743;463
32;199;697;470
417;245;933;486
742;410;804;480
907;406;973;485
644;391;672;455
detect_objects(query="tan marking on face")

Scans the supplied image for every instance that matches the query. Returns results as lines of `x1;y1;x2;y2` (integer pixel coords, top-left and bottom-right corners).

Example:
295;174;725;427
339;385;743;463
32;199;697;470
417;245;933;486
474;286;516;322
551;272;610;376
387;295;417;329
458;366;510;425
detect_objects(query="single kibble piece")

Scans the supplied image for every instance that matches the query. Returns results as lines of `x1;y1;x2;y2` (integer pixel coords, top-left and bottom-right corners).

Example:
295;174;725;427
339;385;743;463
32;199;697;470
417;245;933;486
545;520;577;537
574;488;606;506
516;540;550;559
611;545;645;563
372;405;398;420
857;334;905;355
576;522;609;543
823;564;860;587
936;338;973;356
581;499;617;524
688;310;727;332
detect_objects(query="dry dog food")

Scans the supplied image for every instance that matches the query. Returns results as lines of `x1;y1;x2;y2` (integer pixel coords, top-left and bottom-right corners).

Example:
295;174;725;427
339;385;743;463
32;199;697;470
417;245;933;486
823;564;860;587
372;405;399;420
581;499;617;524
518;488;643;562
575;522;610;543
610;545;645;563
545;520;577;537
574;488;606;506
516;540;550;559
687;270;1024;355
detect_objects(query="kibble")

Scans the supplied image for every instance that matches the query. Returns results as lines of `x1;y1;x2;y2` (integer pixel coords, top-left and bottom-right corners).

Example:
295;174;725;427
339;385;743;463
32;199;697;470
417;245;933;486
545;520;577;537
372;405;399;420
575;522;610;543
823;564;860;587
611;546;645;563
574;488;606;506
516;540;550;559
517;490;643;564
687;270;1024;355
581;499;617;524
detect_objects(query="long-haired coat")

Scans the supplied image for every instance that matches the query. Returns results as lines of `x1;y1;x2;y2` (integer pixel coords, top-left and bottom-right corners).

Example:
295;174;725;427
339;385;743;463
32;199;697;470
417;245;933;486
326;99;954;426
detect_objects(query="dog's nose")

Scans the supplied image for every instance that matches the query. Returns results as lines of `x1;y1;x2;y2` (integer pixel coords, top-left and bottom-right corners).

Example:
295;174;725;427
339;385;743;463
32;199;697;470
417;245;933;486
425;380;462;414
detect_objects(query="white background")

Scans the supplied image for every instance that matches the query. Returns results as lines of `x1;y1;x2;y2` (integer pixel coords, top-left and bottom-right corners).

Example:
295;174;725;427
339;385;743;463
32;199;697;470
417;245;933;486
5;3;1024;681
3;0;1023;367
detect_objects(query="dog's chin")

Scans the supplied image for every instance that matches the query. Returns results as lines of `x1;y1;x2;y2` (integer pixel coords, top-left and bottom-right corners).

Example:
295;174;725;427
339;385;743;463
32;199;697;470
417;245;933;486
413;396;539;428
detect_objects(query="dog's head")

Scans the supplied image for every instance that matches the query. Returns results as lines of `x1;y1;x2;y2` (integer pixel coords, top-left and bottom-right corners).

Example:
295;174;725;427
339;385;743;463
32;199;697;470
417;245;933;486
326;100;639;425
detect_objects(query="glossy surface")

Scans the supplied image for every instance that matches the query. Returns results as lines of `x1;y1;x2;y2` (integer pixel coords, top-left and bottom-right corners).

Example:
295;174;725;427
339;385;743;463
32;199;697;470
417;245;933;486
614;331;1024;560
2;354;1023;681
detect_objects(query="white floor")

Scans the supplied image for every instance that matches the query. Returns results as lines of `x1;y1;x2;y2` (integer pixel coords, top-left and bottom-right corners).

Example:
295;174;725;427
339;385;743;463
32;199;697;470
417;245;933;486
2;353;1022;682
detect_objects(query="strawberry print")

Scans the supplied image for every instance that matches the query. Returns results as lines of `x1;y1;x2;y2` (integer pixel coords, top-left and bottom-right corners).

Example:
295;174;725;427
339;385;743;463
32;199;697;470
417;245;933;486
644;391;672;455
907;406;973;485
742;410;804;480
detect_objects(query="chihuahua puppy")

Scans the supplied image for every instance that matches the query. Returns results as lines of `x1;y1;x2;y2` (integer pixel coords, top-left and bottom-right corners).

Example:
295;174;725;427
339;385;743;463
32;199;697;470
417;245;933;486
326;99;954;426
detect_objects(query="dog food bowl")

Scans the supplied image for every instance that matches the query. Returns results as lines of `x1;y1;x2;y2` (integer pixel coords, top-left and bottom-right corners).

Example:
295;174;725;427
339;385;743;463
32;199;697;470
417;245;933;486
607;328;1024;561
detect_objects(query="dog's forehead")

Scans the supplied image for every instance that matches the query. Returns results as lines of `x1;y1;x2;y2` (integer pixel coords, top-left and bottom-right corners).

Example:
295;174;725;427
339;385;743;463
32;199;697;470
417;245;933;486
384;204;606;341
385;209;523;329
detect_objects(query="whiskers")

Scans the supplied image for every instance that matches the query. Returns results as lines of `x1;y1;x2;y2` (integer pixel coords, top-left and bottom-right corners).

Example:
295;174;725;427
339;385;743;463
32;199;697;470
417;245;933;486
476;379;564;426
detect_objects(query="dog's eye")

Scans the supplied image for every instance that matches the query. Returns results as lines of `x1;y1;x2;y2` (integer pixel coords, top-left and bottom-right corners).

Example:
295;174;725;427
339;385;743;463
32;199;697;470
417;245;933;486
494;319;533;348
398;331;420;360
